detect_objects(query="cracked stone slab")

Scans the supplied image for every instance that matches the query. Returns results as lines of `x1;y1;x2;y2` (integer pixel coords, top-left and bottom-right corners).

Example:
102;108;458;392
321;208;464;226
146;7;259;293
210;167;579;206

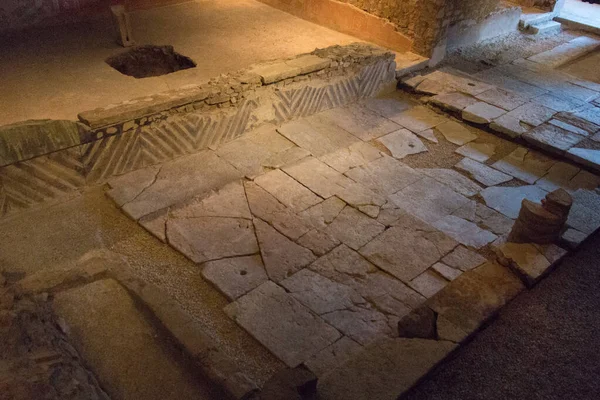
455;142;496;163
523;123;585;154
318;338;456;400
491;147;555;184
442;246;487;272
363;96;415;120
452;201;514;235
388;176;471;224
324;206;385;250
475;88;528;111
261;146;311;170
409;270;449;298
244;181;311;240
432;215;497;249
432;262;462;281
277;116;359;158
417;168;483;197
299;196;346;229
360;224;458;283
319;141;382;173
254;218;316;282
435;121;478;145
107;165;161;208
304;337;363;378
167;217;258;264
215;124;295;177
108;150;243;220
170;181;251;220
549;118;590;137
463;102;506;124
494;242;554;286
428;92;479;113
319;104;402;141
534;93;585;113
377;129;428;159
344;156;422;196
415;129;438;143
297;229;340;256
202;255;267;301
224;281;341;368
480;185;548;219
254;169;321;212
535;161;581;192
505;102;556;127
281;269;366;315
321;306;391;345
490;114;530;138
455;157;513;187
390;106;447;133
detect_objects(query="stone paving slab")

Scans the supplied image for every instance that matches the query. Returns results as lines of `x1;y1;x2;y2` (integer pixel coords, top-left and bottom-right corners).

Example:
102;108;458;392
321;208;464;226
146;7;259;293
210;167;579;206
377;129;428;159
319;104;401;141
455;157;513;187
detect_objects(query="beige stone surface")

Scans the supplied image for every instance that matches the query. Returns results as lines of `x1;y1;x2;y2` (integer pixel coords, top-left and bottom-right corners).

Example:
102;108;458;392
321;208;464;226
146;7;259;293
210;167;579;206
324;206;385;250
433;215;497;249
319;141;382;173
417;168;483;197
53;279;217;400
254;169;321;212
319;104;401;141
442;246;487;272
202;255;268;301
436;120;479;145
391;106;447;133
491;147;555;184
455;142;496;163
463;102;506;124
455;157;513;187
344;156;422;196
377;129;428;159
304;336;362;378
409;270;449;298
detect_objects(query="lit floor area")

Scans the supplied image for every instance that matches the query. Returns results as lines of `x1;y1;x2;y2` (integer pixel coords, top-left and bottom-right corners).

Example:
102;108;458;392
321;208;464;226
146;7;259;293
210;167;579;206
0;0;358;126
560;0;600;30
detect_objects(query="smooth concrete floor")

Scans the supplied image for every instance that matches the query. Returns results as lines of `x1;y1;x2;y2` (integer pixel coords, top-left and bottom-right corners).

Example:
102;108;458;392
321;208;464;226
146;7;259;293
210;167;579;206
0;0;358;126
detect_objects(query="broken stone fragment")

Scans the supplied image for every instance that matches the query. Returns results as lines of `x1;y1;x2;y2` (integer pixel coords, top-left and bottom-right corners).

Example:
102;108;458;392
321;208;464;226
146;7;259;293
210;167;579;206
508;188;572;244
397;306;437;340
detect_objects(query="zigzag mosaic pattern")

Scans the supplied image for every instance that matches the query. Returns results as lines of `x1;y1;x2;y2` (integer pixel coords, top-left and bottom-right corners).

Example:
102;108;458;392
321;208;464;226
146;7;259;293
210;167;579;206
273;60;393;122
83;100;257;183
0;147;85;218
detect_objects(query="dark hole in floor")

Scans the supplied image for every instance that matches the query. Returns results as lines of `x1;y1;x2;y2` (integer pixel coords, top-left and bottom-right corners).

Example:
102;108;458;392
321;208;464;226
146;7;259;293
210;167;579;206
106;45;196;78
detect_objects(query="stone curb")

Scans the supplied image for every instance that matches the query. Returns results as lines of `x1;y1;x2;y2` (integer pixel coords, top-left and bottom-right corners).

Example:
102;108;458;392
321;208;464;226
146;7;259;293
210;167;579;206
14;251;259;400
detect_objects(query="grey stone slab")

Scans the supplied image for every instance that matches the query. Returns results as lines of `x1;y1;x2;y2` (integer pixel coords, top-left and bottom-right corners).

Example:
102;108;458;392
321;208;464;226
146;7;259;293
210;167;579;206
475;88;528;111
277;116;359;158
359;225;458;283
321;306;391;345
415;78;451;95
390;106;447;133
561;228;588;249
415;129;438;143
491;147;555;184
489;114;530;138
304;337;362;378
432;262;462;281
409;270;449;298
358;205;380;218
505;102;556;127
455;157;513;187
527;36;600;68
215;124;295;177
318;338;456;400
202;255;268;301
548;119;590;137
254;169;321;212
574;106;600;126
534;93;585;113
417;168;483;197
254;218;316;282
480;185;548;219
441;246;487;272
319;104;401;141
170;181;251;219
432;215;497;249
319;141;382;173
0;119;83;167
424;69;495;95
344;156;422;196
435;121;478;145
324;206;385;250
309;244;376;283
455;142;496;163
244;181;311;240
554;111;600;135
566;189;600;234
363;96;415;120
463;102;506;124
567;148;600;172
112;150;243;220
523;123;585;154
167;217;258;264
377;129;428;159
389;177;472;224
428;92;479;113
372;294;412;318
281;269;366;315
224;281;341;367
473;68;548;99
452;201;514;235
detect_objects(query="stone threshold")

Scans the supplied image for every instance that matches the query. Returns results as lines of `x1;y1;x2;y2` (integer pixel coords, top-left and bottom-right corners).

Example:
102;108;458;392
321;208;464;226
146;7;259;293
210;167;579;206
0;43;397;220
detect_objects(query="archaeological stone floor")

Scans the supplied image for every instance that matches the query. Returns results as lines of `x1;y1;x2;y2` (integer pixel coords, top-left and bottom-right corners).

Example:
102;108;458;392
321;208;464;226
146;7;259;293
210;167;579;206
101;84;600;376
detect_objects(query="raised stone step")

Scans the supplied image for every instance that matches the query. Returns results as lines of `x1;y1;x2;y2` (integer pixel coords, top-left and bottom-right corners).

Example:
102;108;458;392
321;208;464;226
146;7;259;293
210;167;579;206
529;20;562;35
519;10;555;29
394;52;430;78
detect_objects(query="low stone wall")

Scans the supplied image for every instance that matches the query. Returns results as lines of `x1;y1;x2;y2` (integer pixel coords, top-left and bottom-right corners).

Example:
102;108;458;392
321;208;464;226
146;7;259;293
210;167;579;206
0;43;396;219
